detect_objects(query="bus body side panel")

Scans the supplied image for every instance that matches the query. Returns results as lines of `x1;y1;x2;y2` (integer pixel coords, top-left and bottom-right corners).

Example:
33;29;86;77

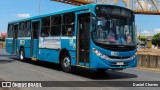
38;48;59;63
13;39;18;55
24;47;31;58
68;51;76;66
17;38;31;58
32;39;38;58
38;37;60;63
38;46;76;65
6;38;13;54
89;40;137;69
61;37;77;66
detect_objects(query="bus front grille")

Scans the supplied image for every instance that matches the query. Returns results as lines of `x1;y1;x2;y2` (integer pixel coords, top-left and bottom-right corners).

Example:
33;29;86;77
109;62;129;67
108;56;131;59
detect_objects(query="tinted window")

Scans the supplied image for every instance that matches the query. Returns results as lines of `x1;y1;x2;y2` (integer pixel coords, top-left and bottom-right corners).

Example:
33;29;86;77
51;15;61;25
41;17;50;37
7;24;14;38
18;21;31;37
18;22;24;37
19;22;24;30
27;21;31;30
62;13;75;36
51;15;61;36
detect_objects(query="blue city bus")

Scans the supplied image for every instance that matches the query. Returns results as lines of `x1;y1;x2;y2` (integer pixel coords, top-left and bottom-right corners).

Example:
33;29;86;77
6;4;137;72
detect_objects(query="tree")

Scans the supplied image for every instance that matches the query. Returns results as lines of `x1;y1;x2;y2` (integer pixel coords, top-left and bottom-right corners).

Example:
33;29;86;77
152;33;160;46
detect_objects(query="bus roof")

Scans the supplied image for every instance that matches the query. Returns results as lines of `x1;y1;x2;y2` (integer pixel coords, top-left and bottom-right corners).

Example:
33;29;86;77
8;4;132;24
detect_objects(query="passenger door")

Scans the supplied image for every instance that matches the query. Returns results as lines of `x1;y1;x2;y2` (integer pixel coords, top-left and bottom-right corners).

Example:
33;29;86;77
31;20;40;60
12;24;18;55
76;13;91;67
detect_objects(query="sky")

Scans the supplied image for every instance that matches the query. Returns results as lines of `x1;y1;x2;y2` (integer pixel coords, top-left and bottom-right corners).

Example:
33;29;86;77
0;0;160;36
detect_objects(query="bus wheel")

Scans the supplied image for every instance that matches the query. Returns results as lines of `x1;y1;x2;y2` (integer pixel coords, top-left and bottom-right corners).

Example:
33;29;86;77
61;53;72;73
19;48;25;61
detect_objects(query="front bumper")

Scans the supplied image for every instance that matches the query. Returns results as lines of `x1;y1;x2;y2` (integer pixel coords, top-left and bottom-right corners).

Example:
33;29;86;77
90;55;138;69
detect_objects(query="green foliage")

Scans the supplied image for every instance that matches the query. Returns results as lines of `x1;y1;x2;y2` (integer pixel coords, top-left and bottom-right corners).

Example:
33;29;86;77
137;35;147;40
152;33;160;46
141;36;147;40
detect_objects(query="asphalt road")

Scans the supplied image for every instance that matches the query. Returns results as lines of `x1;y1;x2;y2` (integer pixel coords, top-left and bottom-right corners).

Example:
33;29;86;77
0;48;160;90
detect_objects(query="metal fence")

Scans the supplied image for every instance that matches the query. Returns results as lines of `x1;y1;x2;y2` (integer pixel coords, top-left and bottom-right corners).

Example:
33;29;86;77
138;54;160;68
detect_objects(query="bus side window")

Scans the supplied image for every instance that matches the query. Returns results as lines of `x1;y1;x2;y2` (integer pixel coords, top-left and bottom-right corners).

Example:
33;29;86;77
26;21;31;37
41;28;49;37
7;24;14;38
18;22;24;37
22;21;31;37
51;15;61;36
62;13;75;36
41;17;50;37
24;21;28;37
18;21;30;37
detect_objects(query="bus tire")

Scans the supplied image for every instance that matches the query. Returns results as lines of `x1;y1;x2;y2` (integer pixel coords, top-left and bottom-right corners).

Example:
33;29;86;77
61;53;72;73
19;48;25;61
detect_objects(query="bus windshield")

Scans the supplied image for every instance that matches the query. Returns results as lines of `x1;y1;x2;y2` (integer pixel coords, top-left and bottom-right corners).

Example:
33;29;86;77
92;6;136;46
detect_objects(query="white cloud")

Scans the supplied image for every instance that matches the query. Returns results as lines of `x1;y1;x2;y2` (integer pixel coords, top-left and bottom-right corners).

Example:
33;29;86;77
140;28;160;36
153;29;160;35
141;30;152;36
16;13;30;18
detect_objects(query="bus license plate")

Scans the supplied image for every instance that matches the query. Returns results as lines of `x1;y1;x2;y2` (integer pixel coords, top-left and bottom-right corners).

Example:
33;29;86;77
116;62;124;65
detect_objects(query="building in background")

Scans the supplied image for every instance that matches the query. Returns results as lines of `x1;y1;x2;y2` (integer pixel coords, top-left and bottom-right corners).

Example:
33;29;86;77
0;32;7;41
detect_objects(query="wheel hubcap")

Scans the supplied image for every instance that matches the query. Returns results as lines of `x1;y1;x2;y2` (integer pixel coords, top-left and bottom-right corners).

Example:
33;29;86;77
63;57;70;68
20;51;23;60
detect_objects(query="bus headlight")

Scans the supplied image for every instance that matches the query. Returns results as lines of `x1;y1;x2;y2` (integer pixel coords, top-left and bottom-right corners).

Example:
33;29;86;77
130;52;137;60
93;48;109;60
93;48;137;60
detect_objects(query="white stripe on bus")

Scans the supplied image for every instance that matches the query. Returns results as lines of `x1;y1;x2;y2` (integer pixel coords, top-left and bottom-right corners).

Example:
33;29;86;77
6;38;13;40
18;37;31;39
61;36;76;39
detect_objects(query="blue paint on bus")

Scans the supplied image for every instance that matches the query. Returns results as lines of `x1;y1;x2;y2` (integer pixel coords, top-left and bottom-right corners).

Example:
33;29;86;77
6;4;137;72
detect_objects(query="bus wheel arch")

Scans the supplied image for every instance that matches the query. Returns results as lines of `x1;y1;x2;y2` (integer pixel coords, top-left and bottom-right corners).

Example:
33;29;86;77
59;49;70;63
59;49;72;72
